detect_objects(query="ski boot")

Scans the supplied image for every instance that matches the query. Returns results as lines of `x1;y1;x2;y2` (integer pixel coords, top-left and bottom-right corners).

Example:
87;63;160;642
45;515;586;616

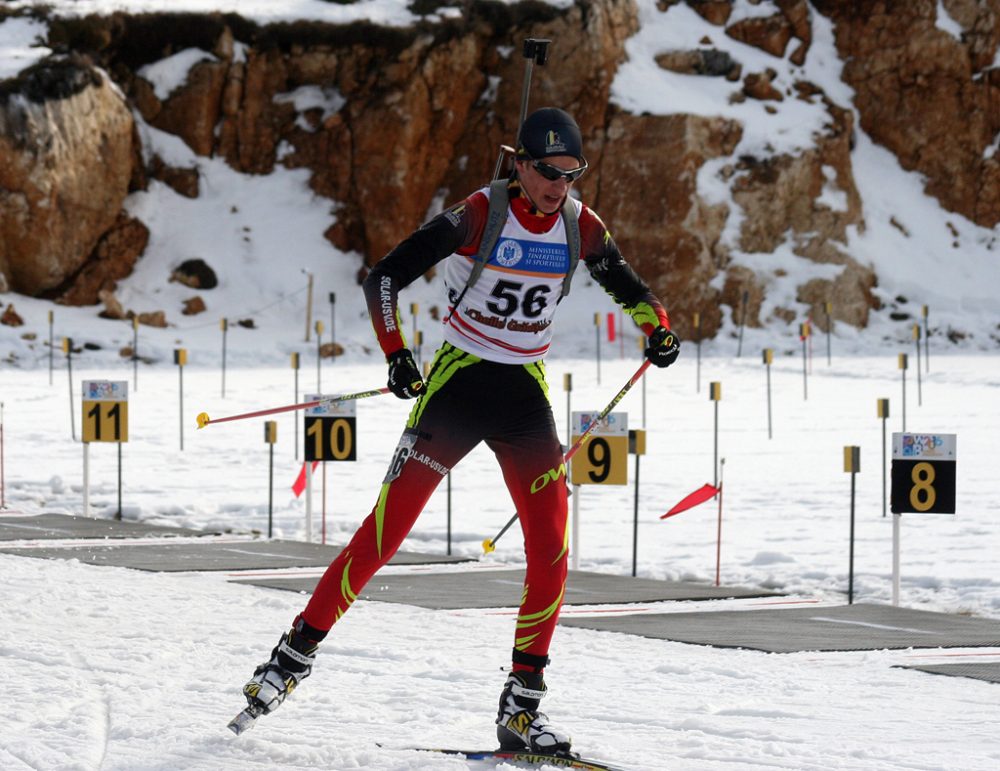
496;670;572;754
243;617;326;715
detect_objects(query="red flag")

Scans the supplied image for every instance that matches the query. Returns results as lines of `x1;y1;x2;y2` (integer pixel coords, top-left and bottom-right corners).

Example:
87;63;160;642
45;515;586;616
661;483;720;519
292;461;319;497
607;312;616;342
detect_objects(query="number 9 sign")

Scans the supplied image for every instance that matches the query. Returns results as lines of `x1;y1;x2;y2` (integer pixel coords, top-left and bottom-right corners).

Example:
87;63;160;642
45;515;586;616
890;433;956;514
570;411;628;486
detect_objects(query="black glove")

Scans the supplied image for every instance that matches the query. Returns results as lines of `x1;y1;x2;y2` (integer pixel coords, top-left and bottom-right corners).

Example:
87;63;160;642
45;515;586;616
645;326;680;368
387;348;425;399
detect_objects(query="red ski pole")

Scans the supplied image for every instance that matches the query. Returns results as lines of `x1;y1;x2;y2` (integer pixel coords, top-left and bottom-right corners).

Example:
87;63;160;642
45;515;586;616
196;387;390;429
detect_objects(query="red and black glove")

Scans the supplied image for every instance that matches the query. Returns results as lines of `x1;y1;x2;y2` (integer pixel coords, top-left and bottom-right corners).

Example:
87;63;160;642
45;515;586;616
645;326;680;368
387;348;425;399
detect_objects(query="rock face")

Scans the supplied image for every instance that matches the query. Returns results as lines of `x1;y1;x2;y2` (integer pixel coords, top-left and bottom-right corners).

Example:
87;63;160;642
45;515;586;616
0;56;137;297
1;0;995;338
589;111;743;339
814;0;1000;228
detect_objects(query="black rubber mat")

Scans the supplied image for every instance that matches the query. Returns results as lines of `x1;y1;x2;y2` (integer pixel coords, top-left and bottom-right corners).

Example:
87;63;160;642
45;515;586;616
559;603;1000;652
232;568;779;608
0;512;204;540
894;662;1000;684
0;537;470;571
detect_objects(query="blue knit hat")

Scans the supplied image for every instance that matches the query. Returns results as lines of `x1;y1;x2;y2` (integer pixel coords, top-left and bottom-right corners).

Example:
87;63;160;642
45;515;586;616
517;107;585;162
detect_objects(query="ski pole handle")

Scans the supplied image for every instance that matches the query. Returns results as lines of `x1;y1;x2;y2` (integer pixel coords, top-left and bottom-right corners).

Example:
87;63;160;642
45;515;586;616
196;387;391;429
483;360;652;553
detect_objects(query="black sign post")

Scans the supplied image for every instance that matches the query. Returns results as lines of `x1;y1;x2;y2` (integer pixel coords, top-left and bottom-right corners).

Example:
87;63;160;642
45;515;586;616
890;432;957;605
843;445;860;605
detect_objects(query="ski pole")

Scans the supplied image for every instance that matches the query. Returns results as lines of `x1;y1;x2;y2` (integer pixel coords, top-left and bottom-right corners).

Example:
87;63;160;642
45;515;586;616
196;387;390;429
483;359;652;553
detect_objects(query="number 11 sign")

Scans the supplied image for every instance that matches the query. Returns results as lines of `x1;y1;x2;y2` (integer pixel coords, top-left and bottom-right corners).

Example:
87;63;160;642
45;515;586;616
82;380;128;443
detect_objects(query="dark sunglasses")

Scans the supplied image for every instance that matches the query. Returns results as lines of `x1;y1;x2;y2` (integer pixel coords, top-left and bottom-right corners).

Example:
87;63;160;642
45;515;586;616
530;158;588;183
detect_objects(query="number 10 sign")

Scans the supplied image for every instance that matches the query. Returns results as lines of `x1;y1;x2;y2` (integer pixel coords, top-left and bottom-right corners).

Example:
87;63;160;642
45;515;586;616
303;394;357;462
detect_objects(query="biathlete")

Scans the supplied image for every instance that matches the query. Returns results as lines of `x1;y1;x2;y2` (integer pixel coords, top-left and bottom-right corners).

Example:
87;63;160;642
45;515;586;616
241;107;680;753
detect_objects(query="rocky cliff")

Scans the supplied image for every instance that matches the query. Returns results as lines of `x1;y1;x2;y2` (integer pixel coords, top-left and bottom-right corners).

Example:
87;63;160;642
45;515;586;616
1;0;997;340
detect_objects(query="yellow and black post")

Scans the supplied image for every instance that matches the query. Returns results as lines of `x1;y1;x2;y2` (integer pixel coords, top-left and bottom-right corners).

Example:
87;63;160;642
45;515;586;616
221;318;229;398
315;320;324;392
710;381;722;492
898;353;908;431
629;429;647;577
762;348;774;439
844;445;861;604
913;323;922;407
291;352;300;461
799;322;810;400
265;420;278;537
174;348;187;451
63;337;75;441
877;398;890;518
922;304;930;372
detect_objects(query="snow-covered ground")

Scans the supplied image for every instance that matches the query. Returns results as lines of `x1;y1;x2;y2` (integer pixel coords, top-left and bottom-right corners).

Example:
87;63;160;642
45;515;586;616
3;1;1000;768
1;354;999;770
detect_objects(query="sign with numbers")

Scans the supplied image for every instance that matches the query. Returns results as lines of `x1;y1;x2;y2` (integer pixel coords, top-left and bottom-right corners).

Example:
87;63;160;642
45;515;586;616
82;380;129;443
890;433;956;514
570;411;628;485
303;394;356;462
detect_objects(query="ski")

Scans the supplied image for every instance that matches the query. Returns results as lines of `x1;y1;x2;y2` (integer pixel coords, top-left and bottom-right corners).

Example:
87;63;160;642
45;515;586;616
401;746;629;770
226;703;264;736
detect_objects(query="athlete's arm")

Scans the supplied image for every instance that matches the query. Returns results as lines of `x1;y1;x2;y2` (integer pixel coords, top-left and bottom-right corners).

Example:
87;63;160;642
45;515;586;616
362;193;487;354
578;206;671;334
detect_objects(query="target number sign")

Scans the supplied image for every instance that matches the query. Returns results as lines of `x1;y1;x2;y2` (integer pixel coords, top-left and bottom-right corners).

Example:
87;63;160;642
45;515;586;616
890;433;956;514
304;395;356;462
82;380;129;443
570;411;628;485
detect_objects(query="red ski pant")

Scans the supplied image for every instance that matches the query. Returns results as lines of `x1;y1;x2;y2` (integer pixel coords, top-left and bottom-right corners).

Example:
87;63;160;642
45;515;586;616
302;344;569;660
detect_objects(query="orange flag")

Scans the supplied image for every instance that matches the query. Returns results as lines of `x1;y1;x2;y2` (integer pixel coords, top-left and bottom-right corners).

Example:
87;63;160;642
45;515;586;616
661;483;720;519
292;461;320;497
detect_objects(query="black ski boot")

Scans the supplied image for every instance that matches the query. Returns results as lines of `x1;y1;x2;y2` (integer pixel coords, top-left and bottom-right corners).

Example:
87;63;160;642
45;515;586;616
243;617;326;715
496;670;572;754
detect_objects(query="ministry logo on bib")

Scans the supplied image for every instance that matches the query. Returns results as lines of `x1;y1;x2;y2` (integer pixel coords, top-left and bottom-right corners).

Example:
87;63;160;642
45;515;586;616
495;239;524;268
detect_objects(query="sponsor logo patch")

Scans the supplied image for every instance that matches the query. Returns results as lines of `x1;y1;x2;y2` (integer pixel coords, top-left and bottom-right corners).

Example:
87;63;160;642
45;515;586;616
495;239;524;268
544;129;568;154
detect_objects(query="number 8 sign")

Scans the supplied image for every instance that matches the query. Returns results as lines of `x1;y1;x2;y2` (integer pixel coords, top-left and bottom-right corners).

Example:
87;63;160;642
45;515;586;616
890;433;956;514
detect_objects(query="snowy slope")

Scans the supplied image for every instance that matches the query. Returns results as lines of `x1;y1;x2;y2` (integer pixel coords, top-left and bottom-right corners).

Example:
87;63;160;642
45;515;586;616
2;3;999;770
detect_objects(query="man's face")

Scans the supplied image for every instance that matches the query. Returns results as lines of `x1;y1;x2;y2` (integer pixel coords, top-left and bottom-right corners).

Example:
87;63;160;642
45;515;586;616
515;155;585;214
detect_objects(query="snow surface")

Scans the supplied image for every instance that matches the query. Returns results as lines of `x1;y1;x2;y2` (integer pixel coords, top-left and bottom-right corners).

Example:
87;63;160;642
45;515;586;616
137;48;218;102
2;1;1000;769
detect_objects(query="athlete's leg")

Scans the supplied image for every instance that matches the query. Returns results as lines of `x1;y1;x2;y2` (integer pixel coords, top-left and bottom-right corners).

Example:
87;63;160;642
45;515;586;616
487;362;569;660
240;345;484;716
488;364;571;752
302;344;483;631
